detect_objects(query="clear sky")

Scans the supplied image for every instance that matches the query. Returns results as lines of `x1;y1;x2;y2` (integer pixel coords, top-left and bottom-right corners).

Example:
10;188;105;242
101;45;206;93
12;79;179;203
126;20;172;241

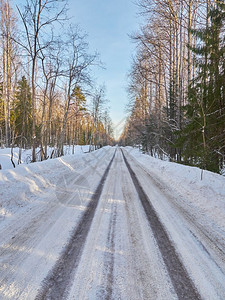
68;0;139;136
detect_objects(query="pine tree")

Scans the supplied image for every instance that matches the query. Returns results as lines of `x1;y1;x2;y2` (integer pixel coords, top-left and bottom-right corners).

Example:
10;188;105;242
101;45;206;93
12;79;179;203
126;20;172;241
15;76;33;147
178;1;225;173
71;86;86;145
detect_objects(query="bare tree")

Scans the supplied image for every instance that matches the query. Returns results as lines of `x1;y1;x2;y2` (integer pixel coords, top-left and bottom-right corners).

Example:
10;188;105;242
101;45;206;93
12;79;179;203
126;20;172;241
0;0;18;147
58;27;98;156
16;0;67;162
124;0;213;160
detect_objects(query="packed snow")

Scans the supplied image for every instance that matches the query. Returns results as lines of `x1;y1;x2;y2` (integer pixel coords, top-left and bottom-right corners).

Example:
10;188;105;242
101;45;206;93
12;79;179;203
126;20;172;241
124;147;225;299
126;147;225;232
0;146;224;299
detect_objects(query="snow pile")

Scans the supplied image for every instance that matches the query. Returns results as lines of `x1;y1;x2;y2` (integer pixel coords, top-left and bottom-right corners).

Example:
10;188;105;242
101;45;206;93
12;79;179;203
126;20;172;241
126;147;225;229
0;146;105;220
0;145;90;171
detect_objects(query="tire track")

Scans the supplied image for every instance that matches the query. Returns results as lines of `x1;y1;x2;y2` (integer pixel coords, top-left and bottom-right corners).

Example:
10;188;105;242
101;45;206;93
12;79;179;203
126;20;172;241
35;149;117;300
0;148;110;250
121;149;201;300
125;150;225;273
0;148;112;296
102;192;117;300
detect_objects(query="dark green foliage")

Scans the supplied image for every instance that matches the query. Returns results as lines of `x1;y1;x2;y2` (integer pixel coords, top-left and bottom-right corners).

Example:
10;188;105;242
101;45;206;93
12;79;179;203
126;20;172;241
15;76;33;147
178;2;225;173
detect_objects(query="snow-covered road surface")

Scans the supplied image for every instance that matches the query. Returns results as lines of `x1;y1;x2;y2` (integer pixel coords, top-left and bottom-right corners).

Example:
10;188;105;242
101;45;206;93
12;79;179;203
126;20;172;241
0;147;225;299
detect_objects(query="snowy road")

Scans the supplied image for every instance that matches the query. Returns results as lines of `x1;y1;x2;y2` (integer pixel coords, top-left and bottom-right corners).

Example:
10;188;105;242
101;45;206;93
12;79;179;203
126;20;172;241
0;147;225;299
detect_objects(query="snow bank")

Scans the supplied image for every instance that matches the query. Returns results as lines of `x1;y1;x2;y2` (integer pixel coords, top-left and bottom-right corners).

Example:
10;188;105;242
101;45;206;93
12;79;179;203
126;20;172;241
0;146;105;220
126;147;225;229
0;145;90;171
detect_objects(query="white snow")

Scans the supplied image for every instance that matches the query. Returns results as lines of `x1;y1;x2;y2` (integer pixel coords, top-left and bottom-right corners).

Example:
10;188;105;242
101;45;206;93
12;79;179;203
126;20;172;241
126;147;225;231
0;146;113;299
67;149;177;300
124;147;225;299
0;145;90;171
0;145;105;225
0;146;225;299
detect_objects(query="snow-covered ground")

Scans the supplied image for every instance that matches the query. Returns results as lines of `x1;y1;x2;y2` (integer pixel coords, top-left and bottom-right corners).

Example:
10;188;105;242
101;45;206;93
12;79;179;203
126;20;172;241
127;146;225;236
0;145;102;219
0;146;113;299
124;147;225;299
0;146;224;299
0;145;90;171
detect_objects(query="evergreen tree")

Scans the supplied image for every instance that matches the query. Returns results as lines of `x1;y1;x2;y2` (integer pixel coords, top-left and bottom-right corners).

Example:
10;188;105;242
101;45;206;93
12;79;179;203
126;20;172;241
178;1;225;173
15;76;33;147
71;86;87;145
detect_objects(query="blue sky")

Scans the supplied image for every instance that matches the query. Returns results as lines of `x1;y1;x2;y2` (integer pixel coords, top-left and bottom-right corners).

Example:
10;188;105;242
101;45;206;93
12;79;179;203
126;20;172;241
68;0;139;133
13;0;140;137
